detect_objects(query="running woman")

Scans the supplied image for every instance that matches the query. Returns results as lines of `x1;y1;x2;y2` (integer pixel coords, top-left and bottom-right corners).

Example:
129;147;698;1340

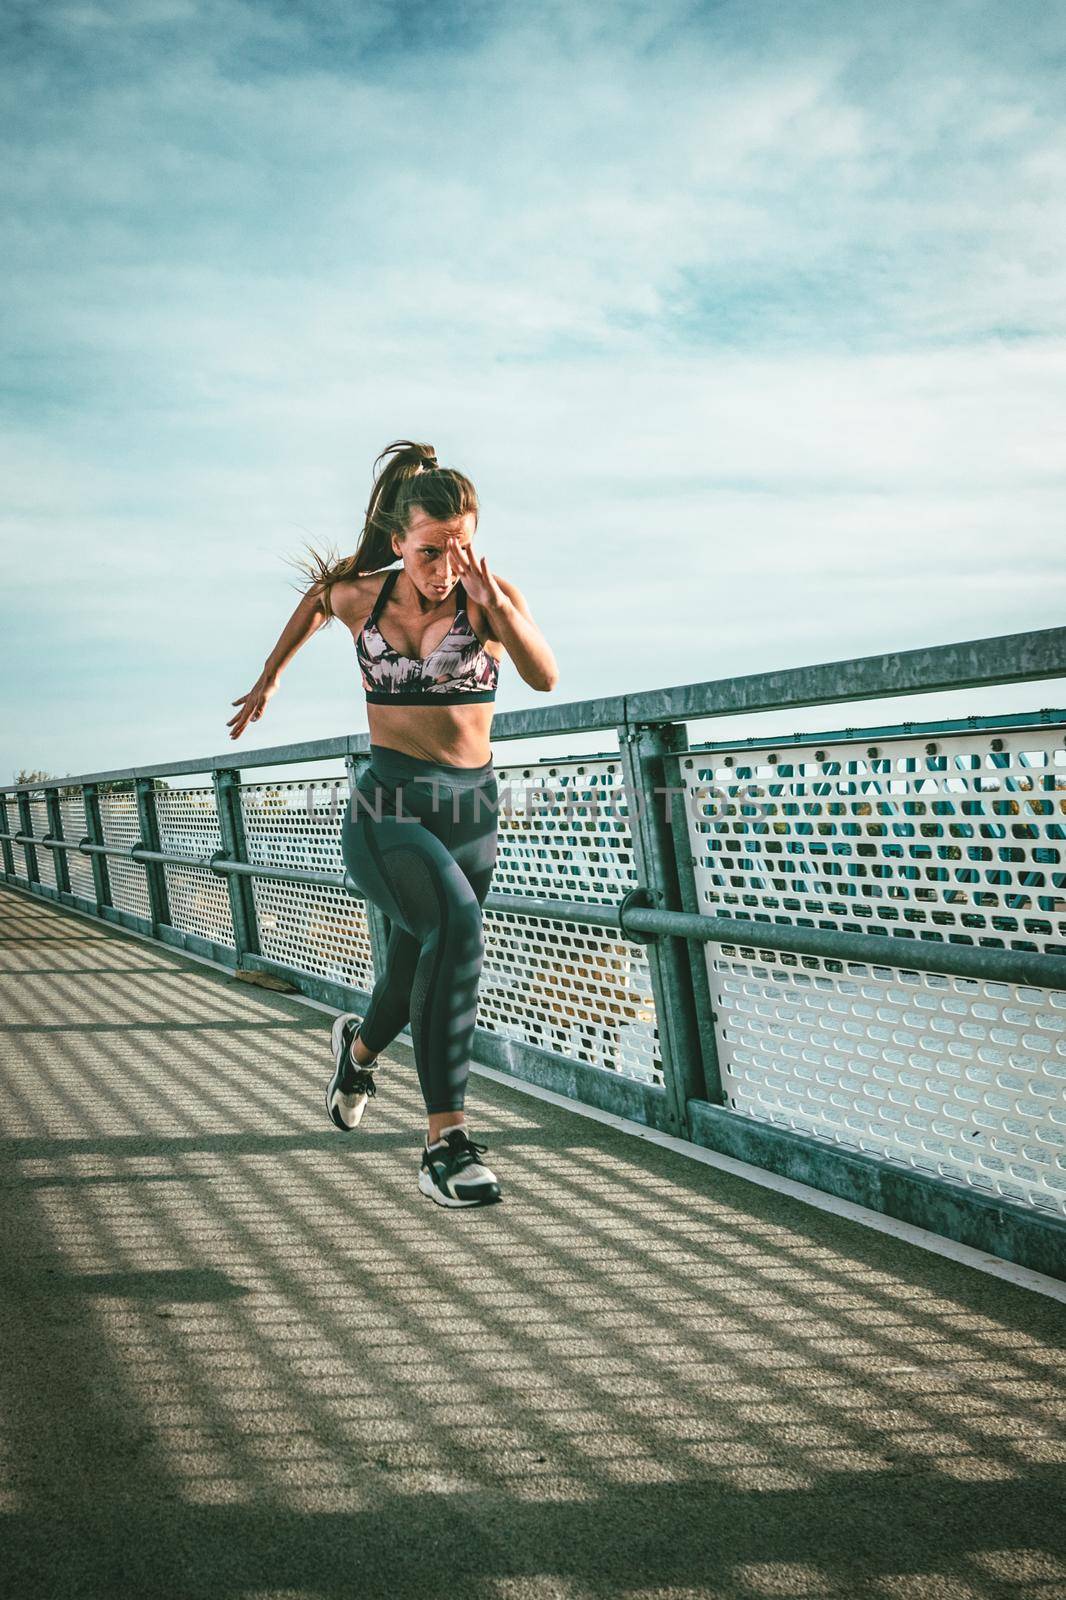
227;440;559;1207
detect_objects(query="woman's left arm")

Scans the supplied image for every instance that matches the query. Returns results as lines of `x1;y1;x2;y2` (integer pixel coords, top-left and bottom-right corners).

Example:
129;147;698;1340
447;536;559;692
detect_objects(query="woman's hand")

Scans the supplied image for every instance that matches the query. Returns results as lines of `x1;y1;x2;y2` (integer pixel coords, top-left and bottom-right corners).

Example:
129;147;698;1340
227;672;280;740
446;534;509;614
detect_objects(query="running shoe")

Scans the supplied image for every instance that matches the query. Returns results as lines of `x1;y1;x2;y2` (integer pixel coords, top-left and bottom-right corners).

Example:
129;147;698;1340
326;1013;378;1131
418;1126;502;1207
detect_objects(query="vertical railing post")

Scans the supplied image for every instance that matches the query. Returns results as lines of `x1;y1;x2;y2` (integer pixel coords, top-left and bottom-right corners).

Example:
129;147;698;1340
661;747;726;1106
45;785;71;897
0;794;16;878
213;767;260;967
82;783;112;913
617;720;707;1139
16;790;39;884
344;752;392;975
135;776;171;937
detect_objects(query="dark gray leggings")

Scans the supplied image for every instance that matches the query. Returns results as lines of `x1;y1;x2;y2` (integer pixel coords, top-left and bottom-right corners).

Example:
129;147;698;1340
340;743;500;1114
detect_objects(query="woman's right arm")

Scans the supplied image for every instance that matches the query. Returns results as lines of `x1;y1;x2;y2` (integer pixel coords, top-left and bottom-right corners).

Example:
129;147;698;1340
227;585;328;741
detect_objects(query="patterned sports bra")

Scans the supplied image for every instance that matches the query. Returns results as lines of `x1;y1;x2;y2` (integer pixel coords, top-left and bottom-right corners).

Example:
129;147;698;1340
356;567;500;706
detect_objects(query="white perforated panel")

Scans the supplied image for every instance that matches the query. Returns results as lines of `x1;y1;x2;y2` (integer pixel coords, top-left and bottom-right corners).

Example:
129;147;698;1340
679;727;1066;1213
711;944;1066;1215
240;775;375;994
487;758;660;1085
155;786;234;948
98;789;151;920
682;732;1066;951
5;797;30;885
28;795;57;891
59;792;95;901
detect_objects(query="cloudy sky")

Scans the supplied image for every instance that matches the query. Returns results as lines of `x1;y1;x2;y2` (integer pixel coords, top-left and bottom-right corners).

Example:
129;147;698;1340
2;0;1064;786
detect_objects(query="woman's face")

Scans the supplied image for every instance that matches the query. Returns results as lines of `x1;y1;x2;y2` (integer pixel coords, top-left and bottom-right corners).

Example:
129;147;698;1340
396;508;477;599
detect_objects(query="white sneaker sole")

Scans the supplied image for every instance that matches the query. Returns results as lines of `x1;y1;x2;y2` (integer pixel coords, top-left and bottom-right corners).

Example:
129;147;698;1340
417;1165;503;1208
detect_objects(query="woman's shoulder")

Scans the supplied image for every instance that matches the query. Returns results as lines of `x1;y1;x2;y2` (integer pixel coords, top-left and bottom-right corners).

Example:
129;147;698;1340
328;567;395;632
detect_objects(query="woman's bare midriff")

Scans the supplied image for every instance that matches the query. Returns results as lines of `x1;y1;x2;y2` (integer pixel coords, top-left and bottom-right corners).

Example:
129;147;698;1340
365;701;495;767
330;572;500;769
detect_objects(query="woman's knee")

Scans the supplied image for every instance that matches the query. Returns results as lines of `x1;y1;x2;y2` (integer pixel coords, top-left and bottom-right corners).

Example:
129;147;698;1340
447;894;485;962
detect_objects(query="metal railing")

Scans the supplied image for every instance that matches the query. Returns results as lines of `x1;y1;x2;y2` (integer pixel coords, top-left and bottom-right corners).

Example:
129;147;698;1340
4;622;1066;1279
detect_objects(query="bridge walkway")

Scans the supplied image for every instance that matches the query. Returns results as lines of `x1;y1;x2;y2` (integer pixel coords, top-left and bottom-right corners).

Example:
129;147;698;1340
1;885;1063;1600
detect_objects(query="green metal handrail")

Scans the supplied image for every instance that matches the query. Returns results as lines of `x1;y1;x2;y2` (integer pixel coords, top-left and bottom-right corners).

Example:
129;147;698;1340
4;621;1064;793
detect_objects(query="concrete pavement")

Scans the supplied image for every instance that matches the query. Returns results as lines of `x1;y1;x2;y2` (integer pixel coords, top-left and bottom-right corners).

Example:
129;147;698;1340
1;884;1064;1600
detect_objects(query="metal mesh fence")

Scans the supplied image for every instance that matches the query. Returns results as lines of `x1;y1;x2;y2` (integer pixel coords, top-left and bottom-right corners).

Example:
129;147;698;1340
27;796;56;891
155;786;234;948
5;714;1064;1216
240;775;374;995
97;789;150;921
489;755;658;1082
679;727;1066;1214
58;792;94;901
